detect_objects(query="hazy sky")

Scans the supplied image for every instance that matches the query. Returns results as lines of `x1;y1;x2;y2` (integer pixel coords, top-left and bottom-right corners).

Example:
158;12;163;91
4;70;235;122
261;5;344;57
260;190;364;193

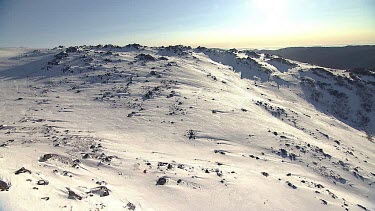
0;0;374;48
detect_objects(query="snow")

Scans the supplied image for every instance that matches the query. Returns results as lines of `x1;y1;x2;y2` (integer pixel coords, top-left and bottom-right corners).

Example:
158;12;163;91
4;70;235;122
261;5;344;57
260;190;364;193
0;46;374;211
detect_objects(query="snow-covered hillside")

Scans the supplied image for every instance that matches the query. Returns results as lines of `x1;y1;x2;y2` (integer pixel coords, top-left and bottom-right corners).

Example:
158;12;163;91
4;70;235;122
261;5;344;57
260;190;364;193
0;45;374;211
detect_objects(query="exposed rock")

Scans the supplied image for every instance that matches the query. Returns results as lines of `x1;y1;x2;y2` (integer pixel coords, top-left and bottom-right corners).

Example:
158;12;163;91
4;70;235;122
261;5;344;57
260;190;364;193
159;56;169;61
286;181;297;189
156;176;168;185
0;180;10;191
357;204;369;210
39;154;56;162
66;46;78;53
125;43;142;50
261;172;269;177
15;167;32;175
67;188;82;200
214;150;227;155
54;51;68;60
41;197;49;201
37;180;49;185
186;130;196;140
82;153;90;159
90;186;110;197
125;202;136;210
135;54;156;61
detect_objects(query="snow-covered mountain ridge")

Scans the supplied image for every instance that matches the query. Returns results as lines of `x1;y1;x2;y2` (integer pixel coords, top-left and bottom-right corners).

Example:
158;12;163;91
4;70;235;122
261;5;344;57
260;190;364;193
0;45;374;211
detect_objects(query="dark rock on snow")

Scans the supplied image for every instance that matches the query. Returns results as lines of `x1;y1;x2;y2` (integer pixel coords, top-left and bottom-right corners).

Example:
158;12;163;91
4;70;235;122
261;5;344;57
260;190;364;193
156;176;168;185
15;167;32;175
0;180;11;191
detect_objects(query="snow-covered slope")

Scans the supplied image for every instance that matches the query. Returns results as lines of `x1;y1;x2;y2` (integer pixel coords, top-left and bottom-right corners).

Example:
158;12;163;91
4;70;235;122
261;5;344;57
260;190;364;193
0;45;374;211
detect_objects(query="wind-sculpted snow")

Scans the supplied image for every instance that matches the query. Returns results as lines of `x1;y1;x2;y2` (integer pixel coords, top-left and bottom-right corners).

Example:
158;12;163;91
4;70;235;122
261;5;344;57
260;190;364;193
195;47;273;82
0;46;374;211
299;67;375;135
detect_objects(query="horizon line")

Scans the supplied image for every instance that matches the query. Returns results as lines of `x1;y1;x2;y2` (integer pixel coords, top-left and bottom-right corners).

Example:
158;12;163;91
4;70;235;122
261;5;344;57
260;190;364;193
1;43;375;51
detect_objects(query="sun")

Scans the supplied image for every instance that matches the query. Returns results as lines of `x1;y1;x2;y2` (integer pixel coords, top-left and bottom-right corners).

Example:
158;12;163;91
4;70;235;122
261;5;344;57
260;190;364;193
237;0;293;37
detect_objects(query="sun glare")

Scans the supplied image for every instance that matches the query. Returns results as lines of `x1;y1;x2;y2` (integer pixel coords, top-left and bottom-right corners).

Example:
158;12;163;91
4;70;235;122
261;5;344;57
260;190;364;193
236;0;295;40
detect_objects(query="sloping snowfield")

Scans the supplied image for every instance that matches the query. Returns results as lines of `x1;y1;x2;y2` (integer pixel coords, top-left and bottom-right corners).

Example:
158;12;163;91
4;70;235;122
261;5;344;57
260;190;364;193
0;45;374;211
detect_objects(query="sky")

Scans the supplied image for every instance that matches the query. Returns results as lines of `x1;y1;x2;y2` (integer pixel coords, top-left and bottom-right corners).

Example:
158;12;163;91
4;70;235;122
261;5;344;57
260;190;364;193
0;0;374;49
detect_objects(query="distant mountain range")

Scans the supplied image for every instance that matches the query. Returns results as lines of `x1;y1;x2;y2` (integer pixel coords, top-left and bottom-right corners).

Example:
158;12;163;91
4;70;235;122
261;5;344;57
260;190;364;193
260;45;375;69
